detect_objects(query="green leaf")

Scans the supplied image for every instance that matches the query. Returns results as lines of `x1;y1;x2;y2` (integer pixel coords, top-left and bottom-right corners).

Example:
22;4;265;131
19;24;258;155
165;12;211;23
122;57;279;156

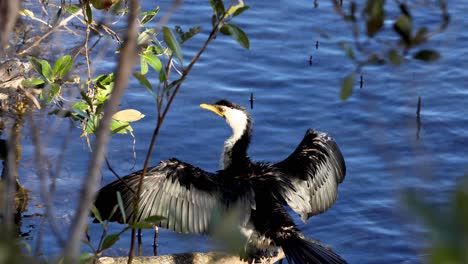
42;83;61;103
143;215;166;223
209;0;225;17
116;191;126;224
137;28;155;46
176;26;202;44
85;116;99;134
133;72;153;93
232;5;250;17
141;52;162;72
128;222;154;229
159;69;167;82
66;4;80;14
110;119;131;134
394;14;412;45
413;27;428;45
85;1;92;24
388;49;404;66
340;73;355;101
73;102;89;112
30;57;53;81
140;6;160;26
140;58;148;75
101;234;120;251
220;24;250;49
364;0;384;37
163;26;183;65
22;78;45;88
53;55;73;79
413;50;440;62
79;253;95;264
90;205;103;223
338;42;355;60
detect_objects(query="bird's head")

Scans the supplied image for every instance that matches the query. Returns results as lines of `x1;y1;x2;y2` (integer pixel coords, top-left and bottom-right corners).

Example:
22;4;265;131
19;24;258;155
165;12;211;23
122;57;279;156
200;100;251;137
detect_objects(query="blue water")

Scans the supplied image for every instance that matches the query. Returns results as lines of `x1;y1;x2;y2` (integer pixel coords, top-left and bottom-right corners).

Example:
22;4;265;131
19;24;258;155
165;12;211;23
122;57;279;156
16;1;468;263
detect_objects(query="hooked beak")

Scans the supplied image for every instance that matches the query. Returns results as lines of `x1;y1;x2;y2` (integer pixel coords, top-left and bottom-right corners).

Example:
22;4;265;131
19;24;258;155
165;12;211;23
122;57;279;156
200;103;224;118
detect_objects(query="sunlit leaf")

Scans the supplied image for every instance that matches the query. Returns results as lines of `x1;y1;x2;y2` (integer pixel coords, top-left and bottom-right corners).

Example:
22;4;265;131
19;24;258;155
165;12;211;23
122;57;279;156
101;234;120;251
85;116;99;134
137;28;155;46
110;120;131;134
220;24;250;49
141;52;162;72
112;109;145;122
79;253;95;264
90;205;103;223
140;58;148;75
53;55;73;79
232;5;250;17
44;83;61;103
66;4;81;14
22;78;45;88
340;73;355;101
413;50;440;62
226;1;247;17
163;26;183;65
116;191;126;224
73;102;89;113
19;8;35;18
140;6;160;26
30;57;53;81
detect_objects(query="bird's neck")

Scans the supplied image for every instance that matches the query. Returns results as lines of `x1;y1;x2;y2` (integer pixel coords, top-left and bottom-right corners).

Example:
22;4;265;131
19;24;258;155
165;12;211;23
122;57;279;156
221;117;252;170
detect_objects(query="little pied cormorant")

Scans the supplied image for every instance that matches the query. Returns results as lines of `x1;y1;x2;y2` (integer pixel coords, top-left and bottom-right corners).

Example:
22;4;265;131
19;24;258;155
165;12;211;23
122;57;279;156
94;100;346;264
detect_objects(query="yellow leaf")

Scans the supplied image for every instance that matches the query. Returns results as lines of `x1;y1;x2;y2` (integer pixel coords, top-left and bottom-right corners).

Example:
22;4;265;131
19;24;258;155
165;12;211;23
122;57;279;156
112;109;145;122
19;8;35;18
226;0;244;16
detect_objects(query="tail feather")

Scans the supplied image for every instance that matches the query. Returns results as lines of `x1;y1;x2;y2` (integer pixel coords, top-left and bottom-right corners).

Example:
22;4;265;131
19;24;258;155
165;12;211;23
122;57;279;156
281;235;346;264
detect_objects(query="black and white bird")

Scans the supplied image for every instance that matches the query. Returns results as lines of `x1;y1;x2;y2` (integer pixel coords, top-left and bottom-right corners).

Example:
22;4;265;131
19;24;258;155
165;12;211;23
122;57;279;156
94;100;346;263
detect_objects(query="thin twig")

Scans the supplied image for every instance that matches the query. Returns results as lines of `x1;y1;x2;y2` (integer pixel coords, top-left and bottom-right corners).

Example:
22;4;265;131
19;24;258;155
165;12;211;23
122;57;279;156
16;12;77;56
127;6;230;262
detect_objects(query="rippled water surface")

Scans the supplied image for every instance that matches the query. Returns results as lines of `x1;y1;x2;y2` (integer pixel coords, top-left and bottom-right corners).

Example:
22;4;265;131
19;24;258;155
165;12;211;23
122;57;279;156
17;1;468;263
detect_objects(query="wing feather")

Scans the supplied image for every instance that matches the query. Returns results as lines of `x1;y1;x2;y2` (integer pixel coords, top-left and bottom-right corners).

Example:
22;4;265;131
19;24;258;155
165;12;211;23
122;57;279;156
94;158;252;234
275;129;346;222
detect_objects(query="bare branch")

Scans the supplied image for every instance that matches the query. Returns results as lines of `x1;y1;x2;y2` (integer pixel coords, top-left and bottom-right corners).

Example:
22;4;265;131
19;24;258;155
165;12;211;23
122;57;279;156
62;0;140;262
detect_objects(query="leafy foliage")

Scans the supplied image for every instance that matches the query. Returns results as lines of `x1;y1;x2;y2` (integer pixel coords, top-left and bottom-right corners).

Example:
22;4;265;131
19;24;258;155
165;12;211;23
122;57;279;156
405;177;468;264
330;0;449;100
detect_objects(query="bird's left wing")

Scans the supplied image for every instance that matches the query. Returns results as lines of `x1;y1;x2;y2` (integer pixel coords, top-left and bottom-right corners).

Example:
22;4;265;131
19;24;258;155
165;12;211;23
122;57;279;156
274;129;346;223
93;158;253;234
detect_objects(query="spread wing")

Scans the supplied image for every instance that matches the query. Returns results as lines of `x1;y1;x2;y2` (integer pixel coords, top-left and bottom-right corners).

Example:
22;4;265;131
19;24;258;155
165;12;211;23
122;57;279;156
94;158;254;234
275;129;346;222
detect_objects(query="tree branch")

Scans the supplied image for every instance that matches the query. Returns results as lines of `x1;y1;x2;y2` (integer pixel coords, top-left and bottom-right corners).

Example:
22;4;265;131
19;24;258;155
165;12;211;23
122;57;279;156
62;0;140;262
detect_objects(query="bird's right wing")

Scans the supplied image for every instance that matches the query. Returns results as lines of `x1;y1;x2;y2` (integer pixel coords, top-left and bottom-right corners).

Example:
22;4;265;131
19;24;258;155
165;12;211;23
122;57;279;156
94;158;254;234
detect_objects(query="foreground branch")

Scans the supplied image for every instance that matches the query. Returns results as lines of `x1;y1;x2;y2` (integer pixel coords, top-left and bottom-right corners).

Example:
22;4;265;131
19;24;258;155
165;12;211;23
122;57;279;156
62;0;140;262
